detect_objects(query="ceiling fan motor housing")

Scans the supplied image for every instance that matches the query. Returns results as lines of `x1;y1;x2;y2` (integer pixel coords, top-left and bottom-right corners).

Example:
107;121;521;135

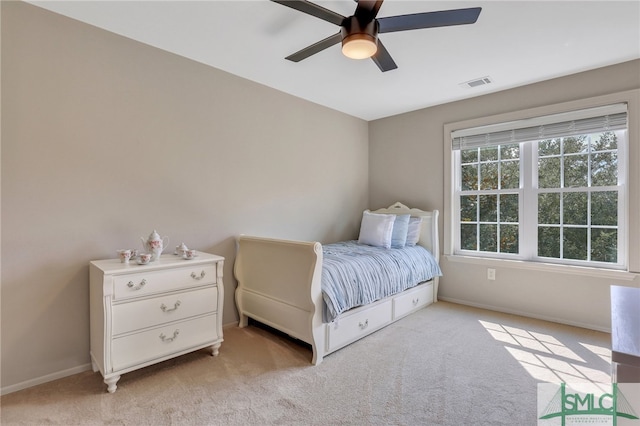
341;16;379;59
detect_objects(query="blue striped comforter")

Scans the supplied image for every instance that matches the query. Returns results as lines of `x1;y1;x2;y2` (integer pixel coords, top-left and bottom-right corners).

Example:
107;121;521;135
321;241;442;323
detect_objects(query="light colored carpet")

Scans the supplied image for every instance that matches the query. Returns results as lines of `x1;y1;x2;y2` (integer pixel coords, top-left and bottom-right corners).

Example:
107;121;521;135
0;302;611;425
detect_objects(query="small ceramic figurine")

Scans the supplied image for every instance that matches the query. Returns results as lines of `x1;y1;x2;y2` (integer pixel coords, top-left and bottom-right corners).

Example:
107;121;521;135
183;249;198;260
137;253;152;265
175;242;188;256
141;230;169;262
117;249;132;263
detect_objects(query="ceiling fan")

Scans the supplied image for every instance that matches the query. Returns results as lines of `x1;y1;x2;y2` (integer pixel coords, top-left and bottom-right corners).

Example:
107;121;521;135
271;0;482;72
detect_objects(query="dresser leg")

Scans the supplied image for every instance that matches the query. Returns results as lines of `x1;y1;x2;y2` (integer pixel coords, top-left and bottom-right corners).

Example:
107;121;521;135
104;375;120;393
210;342;221;357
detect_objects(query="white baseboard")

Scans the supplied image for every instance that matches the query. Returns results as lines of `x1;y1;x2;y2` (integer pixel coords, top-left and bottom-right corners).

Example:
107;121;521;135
1;363;92;396
438;296;611;333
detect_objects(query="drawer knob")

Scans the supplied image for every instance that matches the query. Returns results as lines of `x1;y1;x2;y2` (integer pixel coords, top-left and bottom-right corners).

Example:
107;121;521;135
412;298;419;305
358;319;369;330
191;270;206;280
159;330;179;343
126;279;146;290
160;300;181;313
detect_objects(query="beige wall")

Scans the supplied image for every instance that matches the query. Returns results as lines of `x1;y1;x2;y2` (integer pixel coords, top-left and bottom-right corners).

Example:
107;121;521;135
1;2;368;392
369;60;640;332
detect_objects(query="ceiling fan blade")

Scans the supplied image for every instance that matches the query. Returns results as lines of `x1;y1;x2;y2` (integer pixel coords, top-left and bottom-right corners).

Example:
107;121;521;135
378;7;481;34
354;0;384;22
285;32;342;62
270;0;345;26
371;39;397;72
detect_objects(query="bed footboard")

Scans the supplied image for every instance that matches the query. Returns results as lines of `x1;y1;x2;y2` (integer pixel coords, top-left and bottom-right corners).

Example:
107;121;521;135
234;236;326;364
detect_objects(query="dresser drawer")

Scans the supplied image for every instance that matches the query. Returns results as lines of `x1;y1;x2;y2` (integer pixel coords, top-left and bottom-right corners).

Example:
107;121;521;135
111;314;219;371
326;300;392;352
112;286;217;335
393;283;433;320
113;265;216;300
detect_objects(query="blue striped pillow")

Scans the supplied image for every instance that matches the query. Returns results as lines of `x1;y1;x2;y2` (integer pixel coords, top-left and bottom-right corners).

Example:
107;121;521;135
390;214;410;248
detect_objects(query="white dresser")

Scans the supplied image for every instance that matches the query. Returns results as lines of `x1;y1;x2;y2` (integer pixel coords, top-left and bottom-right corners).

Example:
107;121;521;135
89;252;224;393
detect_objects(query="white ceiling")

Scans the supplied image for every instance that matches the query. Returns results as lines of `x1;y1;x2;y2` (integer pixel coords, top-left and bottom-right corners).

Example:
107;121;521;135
28;1;640;121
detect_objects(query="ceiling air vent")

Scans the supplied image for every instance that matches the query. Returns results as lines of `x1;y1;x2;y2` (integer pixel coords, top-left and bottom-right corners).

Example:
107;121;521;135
461;76;493;88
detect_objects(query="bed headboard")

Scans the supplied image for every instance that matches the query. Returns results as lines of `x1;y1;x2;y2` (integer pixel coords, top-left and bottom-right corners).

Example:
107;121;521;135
371;202;439;262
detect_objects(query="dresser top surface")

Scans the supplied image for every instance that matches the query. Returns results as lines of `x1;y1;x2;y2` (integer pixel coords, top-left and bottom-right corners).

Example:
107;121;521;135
91;252;223;274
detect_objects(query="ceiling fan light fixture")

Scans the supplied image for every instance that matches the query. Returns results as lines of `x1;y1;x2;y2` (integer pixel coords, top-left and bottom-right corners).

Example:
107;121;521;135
341;17;378;60
342;34;377;59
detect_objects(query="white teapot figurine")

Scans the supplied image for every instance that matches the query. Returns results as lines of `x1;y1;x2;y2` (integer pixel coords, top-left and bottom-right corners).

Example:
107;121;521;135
141;230;169;262
175;242;189;256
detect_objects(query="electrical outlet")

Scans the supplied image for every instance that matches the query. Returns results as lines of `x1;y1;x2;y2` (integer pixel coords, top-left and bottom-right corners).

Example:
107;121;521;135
487;268;496;280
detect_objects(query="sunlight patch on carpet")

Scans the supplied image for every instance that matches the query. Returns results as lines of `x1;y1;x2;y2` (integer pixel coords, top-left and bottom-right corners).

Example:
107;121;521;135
479;320;611;386
580;342;612;364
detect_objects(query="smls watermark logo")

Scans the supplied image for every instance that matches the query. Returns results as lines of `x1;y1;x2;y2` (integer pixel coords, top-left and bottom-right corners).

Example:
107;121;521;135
538;383;640;425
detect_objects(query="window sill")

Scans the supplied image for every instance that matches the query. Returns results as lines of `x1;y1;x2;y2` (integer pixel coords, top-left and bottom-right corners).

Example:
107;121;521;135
444;255;638;281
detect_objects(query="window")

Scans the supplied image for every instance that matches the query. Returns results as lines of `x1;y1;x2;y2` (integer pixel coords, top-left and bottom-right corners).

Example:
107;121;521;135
451;104;628;269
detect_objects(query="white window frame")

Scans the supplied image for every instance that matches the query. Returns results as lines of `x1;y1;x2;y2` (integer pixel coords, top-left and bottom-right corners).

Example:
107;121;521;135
443;90;640;275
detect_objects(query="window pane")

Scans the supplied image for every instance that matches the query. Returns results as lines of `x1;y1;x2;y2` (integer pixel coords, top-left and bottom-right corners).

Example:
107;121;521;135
563;192;587;225
539;157;561;188
538;226;560;258
563;228;588;260
591;191;617;226
539;139;561;156
564;155;589;187
500;224;518;254
461;148;478;163
461;224;477;250
563;135;589;154
460;195;477;222
538;193;560;224
500;194;518;222
592;132;617;151
591;152;617;187
500;144;520;160
479;195;497;222
479;224;497;252
480;163;498;190
591;228;617;263
501;160;519;189
461;164;478;190
480;146;498;161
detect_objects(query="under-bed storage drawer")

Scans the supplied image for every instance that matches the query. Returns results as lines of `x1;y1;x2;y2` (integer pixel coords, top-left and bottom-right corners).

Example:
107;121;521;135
393;283;433;320
326;300;392;352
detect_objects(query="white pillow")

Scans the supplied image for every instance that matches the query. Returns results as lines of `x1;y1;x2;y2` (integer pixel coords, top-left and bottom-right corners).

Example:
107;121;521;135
358;210;396;248
405;217;423;246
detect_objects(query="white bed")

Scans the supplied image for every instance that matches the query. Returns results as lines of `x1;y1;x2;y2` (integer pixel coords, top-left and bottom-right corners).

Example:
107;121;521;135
233;202;440;365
